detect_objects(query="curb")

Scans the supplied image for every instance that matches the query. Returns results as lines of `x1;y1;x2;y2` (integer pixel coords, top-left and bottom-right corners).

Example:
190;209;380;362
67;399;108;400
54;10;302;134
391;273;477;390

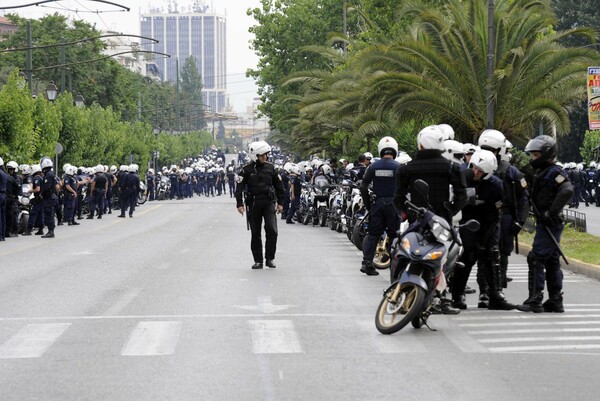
518;243;600;281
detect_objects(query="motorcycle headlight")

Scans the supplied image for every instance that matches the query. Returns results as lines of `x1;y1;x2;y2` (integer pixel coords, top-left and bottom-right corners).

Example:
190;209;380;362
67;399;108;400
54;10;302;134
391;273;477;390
423;251;444;260
431;221;452;242
401;237;410;254
21;196;30;206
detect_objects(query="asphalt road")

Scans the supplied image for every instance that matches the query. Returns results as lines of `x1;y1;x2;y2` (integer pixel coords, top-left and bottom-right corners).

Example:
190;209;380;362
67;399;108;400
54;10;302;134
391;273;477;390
568;202;600;236
1;195;599;401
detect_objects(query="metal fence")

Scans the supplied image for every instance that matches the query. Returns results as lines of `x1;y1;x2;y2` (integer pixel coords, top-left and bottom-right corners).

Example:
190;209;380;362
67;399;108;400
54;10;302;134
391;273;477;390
523;208;587;233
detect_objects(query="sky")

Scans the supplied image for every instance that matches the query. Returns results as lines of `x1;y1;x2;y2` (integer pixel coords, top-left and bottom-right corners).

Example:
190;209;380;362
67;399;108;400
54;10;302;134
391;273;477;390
4;0;262;113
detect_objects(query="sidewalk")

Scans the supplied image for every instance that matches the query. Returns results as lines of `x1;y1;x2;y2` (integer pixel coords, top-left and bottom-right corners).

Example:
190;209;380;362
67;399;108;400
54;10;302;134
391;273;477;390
571;202;600;236
519;242;600;281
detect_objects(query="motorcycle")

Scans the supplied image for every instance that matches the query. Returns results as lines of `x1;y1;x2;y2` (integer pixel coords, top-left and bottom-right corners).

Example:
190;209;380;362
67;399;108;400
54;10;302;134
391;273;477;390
137;181;148;205
375;180;479;334
312;176;330;227
18;183;32;234
156;176;170;201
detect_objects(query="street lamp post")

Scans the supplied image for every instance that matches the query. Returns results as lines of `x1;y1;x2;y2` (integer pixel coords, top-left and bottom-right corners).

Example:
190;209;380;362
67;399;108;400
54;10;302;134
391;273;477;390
74;93;85;108
486;0;495;129
45;81;58;101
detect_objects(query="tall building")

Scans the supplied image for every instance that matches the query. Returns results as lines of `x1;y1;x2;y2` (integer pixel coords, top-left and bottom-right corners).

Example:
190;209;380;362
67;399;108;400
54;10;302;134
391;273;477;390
140;4;227;112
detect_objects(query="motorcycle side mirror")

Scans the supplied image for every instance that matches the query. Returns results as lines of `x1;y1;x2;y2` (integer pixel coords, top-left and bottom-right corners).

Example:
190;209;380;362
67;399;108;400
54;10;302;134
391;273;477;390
413;179;430;202
463;219;480;232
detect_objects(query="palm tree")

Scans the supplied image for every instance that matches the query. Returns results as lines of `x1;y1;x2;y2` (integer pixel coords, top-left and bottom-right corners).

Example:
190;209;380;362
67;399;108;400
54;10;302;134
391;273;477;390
353;0;600;145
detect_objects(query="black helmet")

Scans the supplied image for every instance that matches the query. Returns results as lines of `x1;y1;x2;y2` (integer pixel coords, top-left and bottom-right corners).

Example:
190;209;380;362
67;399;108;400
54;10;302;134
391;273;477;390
525;135;557;169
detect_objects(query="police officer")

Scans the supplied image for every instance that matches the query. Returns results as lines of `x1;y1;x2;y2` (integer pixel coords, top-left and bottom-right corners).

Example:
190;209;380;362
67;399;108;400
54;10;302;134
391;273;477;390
89;165;108;219
359;137;401;276
286;164;301;224
39;157;57;238
63;165;79;225
517;135;573;313
0;157;7;241
451;150;515;310
235;141;284;269
119;164;140;218
146;168;155;201
226;166;236;198
479;130;529;289
23;164;45;236
4;161;21;237
394;125;468;223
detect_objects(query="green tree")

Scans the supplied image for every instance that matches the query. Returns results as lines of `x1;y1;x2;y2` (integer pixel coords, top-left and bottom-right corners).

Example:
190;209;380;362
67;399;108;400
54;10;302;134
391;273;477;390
247;0;346;139
180;56;206;131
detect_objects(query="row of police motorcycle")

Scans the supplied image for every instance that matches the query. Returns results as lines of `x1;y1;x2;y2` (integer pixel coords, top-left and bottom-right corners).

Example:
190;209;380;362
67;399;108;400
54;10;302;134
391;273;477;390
293;171;479;334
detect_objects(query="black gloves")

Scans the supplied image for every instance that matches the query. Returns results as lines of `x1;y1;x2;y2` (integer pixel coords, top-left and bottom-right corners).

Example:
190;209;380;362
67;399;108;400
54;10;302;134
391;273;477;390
540;211;563;226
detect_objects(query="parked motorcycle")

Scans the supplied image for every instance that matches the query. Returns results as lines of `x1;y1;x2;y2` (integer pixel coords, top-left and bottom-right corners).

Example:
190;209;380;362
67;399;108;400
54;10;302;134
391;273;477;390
137;181;148;205
375;180;479;334
18;183;32;234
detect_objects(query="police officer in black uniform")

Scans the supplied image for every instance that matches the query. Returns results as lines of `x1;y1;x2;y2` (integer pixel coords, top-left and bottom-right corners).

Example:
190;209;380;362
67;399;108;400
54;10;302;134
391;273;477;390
39;157;57;238
394;125;468;223
0;157;7;241
4;161;21;237
359;137;401;276
235;141;284;269
517;135;573;313
478;131;529;289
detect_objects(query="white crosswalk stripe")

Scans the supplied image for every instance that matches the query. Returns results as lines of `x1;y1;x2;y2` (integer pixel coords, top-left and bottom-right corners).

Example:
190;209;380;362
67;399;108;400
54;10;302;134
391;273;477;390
121;321;182;356
0;323;71;359
248;319;303;354
456;305;600;353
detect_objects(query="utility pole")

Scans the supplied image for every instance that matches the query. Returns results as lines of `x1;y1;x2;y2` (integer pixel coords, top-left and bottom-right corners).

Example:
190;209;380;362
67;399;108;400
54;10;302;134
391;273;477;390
60;38;66;92
25;20;32;93
342;0;347;55
176;57;180;132
486;0;495;129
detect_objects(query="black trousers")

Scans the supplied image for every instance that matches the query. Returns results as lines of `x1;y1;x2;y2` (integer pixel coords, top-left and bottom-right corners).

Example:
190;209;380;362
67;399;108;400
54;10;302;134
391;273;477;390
249;200;278;263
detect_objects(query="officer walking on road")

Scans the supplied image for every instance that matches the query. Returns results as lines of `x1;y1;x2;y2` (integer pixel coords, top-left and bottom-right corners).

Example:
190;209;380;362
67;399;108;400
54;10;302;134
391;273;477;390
235;141;284;269
359;137;401;276
39;157;57;238
517;135;573;313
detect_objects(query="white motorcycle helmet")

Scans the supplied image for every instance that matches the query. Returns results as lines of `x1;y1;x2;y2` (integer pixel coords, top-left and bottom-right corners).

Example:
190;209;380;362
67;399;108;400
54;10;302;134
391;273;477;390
363;152;374;161
377;136;398;158
443;140;465;164
478;129;506;154
67;165;78;175
345;163;355;171
40;157;53;170
110;165;117;173
437;123;455;141
417;125;446;151
463;143;478;155
469;149;497;180
576;163;584;171
321;164;332;175
248;141;272;162
395;151;412;164
501;140;513;163
148;168;155;175
120;165;128;172
0;157;3;167
129;163;138;173
95;164;104;173
19;164;31;175
31;164;42;174
6;161;18;170
283;162;293;173
590;161;597;168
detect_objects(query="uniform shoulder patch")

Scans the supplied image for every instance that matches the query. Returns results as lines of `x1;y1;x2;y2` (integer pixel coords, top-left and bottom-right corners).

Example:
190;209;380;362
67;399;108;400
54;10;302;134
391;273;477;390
555;175;566;184
520;178;528;188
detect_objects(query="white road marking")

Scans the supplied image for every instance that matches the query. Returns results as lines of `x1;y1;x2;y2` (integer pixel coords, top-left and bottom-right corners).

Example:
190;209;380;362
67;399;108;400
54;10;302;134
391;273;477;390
455;314;600;321
71;250;95;255
103;288;141;316
121;321;181;356
468;328;600;335
480;336;600;343
234;296;296;314
0;323;71;359
490;344;600;353
248;320;302;354
459;321;600;327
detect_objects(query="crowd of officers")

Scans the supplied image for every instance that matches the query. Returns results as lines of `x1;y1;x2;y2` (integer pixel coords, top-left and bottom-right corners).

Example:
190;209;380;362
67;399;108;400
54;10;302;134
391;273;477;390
0;158;141;240
249;125;578;316
562;161;600;208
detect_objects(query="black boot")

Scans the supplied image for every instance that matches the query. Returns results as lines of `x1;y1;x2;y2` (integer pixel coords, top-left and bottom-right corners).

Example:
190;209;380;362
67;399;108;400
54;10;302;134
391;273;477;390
22;229;32;236
451;294;468;310
516;292;544;313
360;261;379;276
41;230;55;238
543;292;564;313
477;293;489;308
440;298;461;314
34;228;44;235
488;292;516;310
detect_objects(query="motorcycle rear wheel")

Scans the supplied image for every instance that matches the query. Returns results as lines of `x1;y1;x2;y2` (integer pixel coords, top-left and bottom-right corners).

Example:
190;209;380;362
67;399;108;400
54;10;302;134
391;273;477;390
319;207;327;227
411;315;427;329
375;283;424;335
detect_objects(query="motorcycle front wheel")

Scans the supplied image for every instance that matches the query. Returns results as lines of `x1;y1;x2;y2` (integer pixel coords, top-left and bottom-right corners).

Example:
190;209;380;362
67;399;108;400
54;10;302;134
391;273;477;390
375;283;424;335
